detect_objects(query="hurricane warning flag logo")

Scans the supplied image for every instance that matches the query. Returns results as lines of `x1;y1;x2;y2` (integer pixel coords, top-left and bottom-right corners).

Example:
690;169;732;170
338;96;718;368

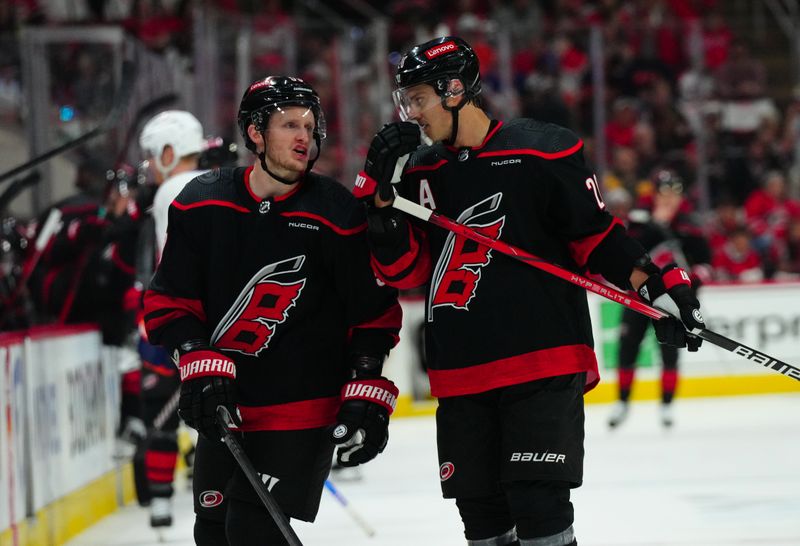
428;194;504;319
212;256;306;356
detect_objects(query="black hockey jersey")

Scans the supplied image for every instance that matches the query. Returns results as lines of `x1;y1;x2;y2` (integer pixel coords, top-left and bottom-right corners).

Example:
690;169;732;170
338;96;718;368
370;119;647;398
143;167;401;431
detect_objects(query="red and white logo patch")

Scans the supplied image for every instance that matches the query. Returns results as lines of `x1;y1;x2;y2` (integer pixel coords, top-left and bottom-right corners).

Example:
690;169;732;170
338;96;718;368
199;490;224;508
429;194;504;319
425;41;458;60
439;462;455;481
212;256;306;356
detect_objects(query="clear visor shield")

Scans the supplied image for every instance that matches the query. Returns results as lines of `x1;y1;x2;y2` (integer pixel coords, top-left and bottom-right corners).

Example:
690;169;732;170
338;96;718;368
269;102;326;141
391;79;465;121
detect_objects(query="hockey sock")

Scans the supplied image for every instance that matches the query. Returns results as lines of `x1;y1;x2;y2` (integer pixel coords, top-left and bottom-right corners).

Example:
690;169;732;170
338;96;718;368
504;480;574;541
144;430;178;497
617;368;634;402
661;369;678;404
226;496;291;546
456;493;515;542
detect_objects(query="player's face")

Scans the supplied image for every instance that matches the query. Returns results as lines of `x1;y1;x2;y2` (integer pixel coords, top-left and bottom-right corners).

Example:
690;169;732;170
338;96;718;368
394;84;451;142
264;106;317;177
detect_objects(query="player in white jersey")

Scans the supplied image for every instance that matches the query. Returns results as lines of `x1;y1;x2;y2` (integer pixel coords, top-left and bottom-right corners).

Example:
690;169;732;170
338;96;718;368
135;109;206;528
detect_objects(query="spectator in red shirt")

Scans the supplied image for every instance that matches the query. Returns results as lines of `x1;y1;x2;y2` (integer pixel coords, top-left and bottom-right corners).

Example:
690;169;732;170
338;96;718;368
712;226;765;282
744;170;800;249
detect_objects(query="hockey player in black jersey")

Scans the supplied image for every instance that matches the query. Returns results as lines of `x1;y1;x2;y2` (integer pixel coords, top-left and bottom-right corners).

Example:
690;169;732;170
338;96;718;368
143;76;402;545
607;169;712;429
355;36;705;546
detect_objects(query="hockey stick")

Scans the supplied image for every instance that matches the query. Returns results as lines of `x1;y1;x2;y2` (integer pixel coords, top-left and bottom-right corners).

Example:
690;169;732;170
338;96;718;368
0;60;137;184
324;479;376;537
390;193;800;382
113;92;179;167
153;386;181;431
0;172;40;214
215;406;304;546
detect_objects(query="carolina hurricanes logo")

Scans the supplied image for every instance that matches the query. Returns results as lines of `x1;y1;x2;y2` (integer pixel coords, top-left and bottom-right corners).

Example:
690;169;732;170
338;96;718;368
439;462;455;481
428;194;505;320
199;490;224;508
211;256;306;356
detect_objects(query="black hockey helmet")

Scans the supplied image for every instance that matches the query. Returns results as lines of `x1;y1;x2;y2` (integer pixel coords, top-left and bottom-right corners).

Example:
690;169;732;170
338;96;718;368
394;36;481;113
237;76;326;153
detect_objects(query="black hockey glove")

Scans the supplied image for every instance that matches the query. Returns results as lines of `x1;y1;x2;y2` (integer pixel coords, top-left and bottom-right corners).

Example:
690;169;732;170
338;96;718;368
638;263;706;351
176;340;240;440
331;355;398;467
352;121;420;202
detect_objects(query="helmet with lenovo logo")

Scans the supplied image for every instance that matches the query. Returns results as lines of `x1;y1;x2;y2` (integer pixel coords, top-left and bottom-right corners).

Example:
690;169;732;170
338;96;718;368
393;36;481;120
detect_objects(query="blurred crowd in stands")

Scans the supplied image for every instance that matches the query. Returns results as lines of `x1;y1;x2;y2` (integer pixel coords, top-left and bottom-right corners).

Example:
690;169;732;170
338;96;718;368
2;0;800;337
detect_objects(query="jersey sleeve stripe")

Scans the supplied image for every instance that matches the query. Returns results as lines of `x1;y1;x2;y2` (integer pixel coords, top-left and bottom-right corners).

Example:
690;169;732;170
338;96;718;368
349;302;403;346
111;244;135;275
172;199;250;213
370;223;424;277
477;140;583;160
568;216;623;268
144;309;194;334
143;290;206;323
406;159;448;174
278;211;366;235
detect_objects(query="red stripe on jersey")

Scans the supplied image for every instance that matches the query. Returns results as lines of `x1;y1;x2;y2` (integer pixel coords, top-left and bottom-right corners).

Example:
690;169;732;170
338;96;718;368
349;302;403;346
144;291;206;323
427;344;599;398
142;360;177;376
371;227;432;290
406;159;448;174
477;140;583;160
111;244;135;275
144;309;188;333
445;121;504;152
274;179;304;201
279;211;366;235
568;217;623;268
172;199;250;213
372;223;424;277
236;396;341;431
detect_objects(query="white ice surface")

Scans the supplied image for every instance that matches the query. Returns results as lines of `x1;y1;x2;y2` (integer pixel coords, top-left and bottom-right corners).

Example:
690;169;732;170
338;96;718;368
66;394;800;546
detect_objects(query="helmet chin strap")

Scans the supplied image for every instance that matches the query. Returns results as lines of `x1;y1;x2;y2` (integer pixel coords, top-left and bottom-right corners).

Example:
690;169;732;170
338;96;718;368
442;95;468;146
257;133;321;185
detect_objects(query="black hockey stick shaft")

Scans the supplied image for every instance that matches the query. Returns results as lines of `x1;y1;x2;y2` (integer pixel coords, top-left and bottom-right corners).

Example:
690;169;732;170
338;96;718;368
215;406;303;546
391;194;800;383
0;60;137;184
0;172;40;213
113;92;179;166
153;386;181;431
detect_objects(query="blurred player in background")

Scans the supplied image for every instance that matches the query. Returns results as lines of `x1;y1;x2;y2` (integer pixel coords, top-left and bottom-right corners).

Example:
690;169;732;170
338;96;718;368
133;110;207;528
608;169;712;428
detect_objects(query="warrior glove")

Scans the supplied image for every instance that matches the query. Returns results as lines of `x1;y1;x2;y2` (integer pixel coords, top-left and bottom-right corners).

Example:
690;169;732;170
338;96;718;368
176;340;240;441
353;121;420;202
638;263;705;351
331;355;399;467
